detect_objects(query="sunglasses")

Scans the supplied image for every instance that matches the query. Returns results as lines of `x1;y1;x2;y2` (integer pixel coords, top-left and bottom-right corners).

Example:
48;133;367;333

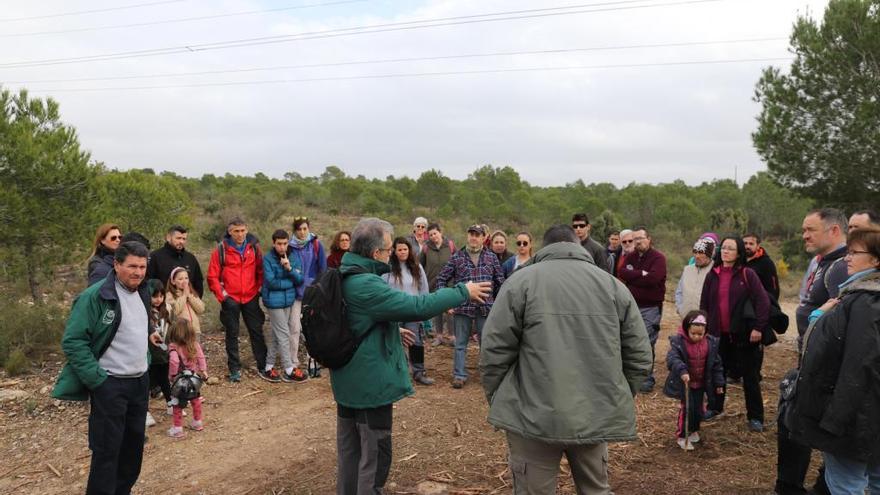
108;235;122;241
516;241;529;247
294;216;308;222
415;225;426;229
571;223;588;229
621;240;634;244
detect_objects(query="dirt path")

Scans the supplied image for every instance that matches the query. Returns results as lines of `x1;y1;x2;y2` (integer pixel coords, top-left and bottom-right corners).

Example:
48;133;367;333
0;301;805;494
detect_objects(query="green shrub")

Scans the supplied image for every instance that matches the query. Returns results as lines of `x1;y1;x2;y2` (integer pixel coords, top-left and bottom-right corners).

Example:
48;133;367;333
0;300;67;366
4;348;29;376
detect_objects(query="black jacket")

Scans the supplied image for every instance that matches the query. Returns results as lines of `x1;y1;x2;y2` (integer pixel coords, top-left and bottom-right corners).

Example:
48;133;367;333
87;246;115;287
746;248;780;301
795;245;848;334
663;333;725;400
788;271;880;463
147;242;205;297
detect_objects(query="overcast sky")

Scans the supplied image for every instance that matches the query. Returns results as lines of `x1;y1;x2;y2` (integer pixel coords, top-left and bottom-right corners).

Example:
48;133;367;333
1;0;830;187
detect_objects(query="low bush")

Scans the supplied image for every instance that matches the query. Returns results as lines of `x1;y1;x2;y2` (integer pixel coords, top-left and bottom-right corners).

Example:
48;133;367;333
0;299;68;372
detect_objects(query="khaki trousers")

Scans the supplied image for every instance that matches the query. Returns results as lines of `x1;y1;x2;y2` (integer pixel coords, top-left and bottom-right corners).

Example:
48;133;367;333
507;432;612;495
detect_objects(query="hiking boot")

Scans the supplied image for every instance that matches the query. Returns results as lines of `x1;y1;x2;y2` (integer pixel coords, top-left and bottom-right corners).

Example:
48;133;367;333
228;370;242;383
188;420;204;431
413;372;435;386
451;378;465;389
282;368;309;383
167;426;185;439
258;368;281;383
688;431;701;444
639;378;655;394
145;411;157;428
676;438;695;451
748;419;764;433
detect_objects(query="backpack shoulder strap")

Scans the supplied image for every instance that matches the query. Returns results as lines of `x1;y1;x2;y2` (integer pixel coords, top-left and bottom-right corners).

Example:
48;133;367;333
823;257;845;292
313;239;320;258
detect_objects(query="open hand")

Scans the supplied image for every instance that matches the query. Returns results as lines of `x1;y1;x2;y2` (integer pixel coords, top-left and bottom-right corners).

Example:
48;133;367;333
465;281;492;303
149;333;163;346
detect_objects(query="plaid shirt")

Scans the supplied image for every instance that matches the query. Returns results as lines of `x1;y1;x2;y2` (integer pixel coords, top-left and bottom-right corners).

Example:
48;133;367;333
435;247;505;317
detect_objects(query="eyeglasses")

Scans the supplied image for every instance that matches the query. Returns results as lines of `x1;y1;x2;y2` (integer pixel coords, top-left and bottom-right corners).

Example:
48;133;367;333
108;235;122;241
621;239;634;244
845;250;870;258
415;225;426;230
516;241;529;246
571;223;588;229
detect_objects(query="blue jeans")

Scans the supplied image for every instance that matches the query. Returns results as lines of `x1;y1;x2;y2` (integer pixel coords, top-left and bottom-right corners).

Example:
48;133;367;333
823;452;880;494
453;314;486;381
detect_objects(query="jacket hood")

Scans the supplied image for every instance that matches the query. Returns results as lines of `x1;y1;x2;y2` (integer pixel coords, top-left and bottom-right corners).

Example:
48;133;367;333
339;252;390;276
532;242;593;265
840;270;880;295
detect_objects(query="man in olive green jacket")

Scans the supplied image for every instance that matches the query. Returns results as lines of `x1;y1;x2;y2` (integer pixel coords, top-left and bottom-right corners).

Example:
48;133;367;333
480;225;652;494
332;218;490;495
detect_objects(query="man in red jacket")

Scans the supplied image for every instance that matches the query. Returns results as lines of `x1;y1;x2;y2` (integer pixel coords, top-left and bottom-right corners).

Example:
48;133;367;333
618;226;667;393
207;217;272;383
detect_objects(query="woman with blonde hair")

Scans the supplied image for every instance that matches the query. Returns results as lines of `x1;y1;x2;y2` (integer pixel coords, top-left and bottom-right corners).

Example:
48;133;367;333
87;223;122;285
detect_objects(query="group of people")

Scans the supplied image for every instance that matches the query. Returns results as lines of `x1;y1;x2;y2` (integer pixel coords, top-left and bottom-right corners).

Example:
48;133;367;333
51;207;880;495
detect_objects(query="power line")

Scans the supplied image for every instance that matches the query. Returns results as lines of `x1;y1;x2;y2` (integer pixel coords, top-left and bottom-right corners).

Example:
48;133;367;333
0;0;369;38
30;57;792;93
3;37;787;84
0;0;185;23
0;0;724;69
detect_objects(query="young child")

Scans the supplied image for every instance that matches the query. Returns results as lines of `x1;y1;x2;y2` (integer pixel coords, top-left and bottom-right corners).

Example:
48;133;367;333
146;279;170;426
165;267;205;338
167;319;208;439
663;310;724;450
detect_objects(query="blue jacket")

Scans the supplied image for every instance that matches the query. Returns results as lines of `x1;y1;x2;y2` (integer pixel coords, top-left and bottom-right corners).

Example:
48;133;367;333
261;247;304;309
289;233;327;300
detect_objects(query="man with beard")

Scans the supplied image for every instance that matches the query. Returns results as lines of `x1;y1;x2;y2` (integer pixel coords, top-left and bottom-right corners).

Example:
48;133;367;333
147;225;204;297
619;227;667;393
743;233;780;301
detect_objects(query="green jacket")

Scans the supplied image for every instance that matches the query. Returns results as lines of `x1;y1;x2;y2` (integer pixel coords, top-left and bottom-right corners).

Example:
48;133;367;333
331;252;469;408
52;272;152;401
479;242;653;444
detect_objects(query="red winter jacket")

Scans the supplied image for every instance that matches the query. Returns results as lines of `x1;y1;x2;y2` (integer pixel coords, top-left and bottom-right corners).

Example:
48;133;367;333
207;234;263;304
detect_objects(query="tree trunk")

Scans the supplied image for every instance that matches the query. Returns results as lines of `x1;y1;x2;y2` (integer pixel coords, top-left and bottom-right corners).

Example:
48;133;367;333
23;244;41;304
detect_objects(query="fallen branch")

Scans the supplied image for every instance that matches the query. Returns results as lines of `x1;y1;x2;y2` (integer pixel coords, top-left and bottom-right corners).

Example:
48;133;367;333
241;390;264;399
46;462;62;478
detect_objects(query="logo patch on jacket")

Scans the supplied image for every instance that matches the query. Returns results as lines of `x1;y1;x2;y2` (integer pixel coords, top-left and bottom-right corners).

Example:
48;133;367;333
102;310;115;325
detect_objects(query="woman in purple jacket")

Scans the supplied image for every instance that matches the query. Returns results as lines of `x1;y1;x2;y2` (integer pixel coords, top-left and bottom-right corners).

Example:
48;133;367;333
700;235;770;432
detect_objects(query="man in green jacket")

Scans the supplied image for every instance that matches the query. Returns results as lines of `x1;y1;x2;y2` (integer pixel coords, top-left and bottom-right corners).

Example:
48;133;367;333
332;218;490;495
480;225;652;494
52;241;161;495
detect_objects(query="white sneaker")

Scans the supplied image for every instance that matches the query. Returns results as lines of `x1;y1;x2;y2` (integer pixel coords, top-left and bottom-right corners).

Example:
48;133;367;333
688;432;701;444
145;412;157;427
677;438;695;451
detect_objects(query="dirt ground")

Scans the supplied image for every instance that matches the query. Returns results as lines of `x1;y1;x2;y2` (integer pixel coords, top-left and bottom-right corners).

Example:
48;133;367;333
0;301;808;495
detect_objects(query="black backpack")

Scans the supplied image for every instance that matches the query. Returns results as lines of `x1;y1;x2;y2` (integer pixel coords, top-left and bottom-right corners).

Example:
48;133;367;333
300;266;372;369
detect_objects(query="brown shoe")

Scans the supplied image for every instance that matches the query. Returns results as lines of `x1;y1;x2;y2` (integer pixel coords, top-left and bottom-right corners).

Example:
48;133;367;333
451;378;465;389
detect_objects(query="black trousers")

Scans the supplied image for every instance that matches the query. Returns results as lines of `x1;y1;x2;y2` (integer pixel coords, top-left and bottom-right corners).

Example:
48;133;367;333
86;374;149;495
712;336;764;422
148;362;171;402
775;403;831;494
220;295;267;372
